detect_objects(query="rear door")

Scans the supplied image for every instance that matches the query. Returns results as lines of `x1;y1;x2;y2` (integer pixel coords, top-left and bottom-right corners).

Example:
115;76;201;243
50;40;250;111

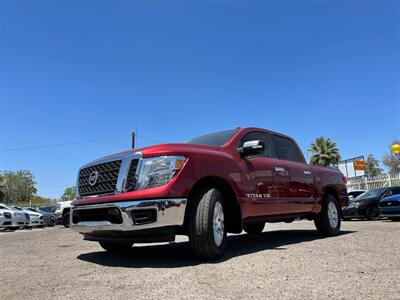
271;135;315;214
239;131;290;217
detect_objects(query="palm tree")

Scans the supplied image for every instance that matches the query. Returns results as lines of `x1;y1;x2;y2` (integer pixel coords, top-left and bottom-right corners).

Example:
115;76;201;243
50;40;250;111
308;137;341;166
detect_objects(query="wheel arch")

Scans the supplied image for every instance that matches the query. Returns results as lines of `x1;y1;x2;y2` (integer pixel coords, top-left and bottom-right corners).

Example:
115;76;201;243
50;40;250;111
184;176;242;234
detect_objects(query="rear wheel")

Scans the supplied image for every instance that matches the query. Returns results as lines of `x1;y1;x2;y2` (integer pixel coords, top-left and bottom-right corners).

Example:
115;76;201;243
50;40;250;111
243;222;265;234
188;187;227;260
99;241;133;252
365;206;379;220
314;194;341;236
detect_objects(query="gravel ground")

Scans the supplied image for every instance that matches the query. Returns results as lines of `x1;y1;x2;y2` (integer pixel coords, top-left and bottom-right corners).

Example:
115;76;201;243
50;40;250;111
0;220;399;300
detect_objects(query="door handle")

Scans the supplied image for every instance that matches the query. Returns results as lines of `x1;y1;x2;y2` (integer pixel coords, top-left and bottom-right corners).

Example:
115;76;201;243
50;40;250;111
275;166;286;172
304;170;312;175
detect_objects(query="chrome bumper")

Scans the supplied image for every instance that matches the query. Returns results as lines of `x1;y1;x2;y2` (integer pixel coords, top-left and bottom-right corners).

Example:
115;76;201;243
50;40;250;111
70;198;187;234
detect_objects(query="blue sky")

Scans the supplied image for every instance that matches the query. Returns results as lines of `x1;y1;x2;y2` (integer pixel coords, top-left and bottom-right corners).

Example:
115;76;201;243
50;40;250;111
1;0;399;199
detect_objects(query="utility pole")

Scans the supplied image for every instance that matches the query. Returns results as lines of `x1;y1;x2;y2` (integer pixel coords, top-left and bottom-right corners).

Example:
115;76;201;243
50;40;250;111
131;125;138;149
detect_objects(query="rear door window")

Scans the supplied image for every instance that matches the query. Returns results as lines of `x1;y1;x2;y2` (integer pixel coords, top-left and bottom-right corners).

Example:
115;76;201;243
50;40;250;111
272;135;302;162
384;188;400;197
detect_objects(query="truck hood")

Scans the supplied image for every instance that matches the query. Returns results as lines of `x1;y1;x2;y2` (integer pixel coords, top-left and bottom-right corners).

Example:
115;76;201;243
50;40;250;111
100;143;225;159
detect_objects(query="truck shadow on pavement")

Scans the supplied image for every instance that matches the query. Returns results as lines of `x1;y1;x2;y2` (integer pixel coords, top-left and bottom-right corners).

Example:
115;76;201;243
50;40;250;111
77;229;355;268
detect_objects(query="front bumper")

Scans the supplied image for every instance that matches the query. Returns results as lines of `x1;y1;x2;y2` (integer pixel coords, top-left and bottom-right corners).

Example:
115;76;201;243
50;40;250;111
70;198;187;239
28;218;42;226
342;207;359;217
342;206;365;218
0;216;6;227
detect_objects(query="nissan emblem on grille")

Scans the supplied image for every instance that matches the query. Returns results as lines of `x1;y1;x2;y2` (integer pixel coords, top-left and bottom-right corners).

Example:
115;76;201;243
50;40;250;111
88;171;99;186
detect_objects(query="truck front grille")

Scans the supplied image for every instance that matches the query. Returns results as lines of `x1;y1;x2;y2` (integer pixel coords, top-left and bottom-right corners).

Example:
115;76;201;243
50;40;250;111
78;160;122;197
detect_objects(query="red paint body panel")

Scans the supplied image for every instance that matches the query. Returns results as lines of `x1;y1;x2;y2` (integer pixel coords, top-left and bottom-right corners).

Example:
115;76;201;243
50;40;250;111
73;127;348;222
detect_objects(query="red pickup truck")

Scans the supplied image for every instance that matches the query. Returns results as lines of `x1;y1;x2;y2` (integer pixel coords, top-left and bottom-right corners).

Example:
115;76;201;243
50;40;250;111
71;127;348;259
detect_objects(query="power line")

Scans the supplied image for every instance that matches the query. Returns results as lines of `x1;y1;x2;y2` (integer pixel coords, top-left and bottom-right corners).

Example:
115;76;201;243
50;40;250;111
0;133;163;152
0;134;130;152
136;134;162;144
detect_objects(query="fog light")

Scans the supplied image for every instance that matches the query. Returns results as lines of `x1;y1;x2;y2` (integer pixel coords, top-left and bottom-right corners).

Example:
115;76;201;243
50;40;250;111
108;208;123;224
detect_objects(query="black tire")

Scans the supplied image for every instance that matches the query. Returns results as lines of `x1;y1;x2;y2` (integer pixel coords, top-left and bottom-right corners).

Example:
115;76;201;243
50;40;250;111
314;194;341;236
365;206;379;221
188;187;227;260
62;213;70;228
99;241;133;252
243;222;265;234
389;217;400;222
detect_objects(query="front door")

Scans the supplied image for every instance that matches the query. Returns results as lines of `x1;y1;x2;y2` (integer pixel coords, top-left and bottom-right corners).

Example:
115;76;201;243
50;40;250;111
239;132;290;218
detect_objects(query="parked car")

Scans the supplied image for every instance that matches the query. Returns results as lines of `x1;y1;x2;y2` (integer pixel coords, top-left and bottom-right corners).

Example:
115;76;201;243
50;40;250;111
0;204;29;229
55;201;72;227
343;186;400;220
17;208;42;227
379;194;400;221
38;205;56;213
23;207;56;226
70;127;348;260
347;190;366;200
13;206;44;228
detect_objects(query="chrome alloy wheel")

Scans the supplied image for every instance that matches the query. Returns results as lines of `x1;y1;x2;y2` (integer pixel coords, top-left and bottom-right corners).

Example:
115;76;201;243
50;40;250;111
327;202;339;228
213;201;225;247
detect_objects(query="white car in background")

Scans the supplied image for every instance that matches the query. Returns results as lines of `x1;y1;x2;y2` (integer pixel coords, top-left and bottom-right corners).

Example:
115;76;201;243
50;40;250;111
13;206;44;228
0;204;29;229
55;200;72;227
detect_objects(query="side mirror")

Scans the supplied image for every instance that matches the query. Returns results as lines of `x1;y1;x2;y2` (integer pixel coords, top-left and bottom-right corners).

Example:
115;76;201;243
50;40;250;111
238;140;264;156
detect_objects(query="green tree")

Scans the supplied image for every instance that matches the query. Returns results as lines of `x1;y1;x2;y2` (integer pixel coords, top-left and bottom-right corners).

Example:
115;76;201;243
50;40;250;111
365;154;383;177
308;137;341;167
383;140;400;175
61;186;76;201
0;173;5;202
1;170;37;203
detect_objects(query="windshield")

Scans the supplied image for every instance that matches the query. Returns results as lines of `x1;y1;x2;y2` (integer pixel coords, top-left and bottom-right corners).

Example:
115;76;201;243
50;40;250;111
357;188;387;200
187;129;239;147
39;206;55;213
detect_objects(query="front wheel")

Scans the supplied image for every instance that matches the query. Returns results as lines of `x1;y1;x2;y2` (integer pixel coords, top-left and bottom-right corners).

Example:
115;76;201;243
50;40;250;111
365;206;379;220
62;213;70;228
99;241;133;252
314;194;341;236
188;187;227;260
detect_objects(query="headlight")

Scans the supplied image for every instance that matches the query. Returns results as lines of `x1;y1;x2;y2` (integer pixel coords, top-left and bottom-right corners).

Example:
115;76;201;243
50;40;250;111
135;156;186;190
355;201;363;208
348;202;356;208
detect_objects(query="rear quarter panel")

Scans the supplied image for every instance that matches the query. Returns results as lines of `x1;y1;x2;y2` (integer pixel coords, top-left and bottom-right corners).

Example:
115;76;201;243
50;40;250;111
310;165;348;212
